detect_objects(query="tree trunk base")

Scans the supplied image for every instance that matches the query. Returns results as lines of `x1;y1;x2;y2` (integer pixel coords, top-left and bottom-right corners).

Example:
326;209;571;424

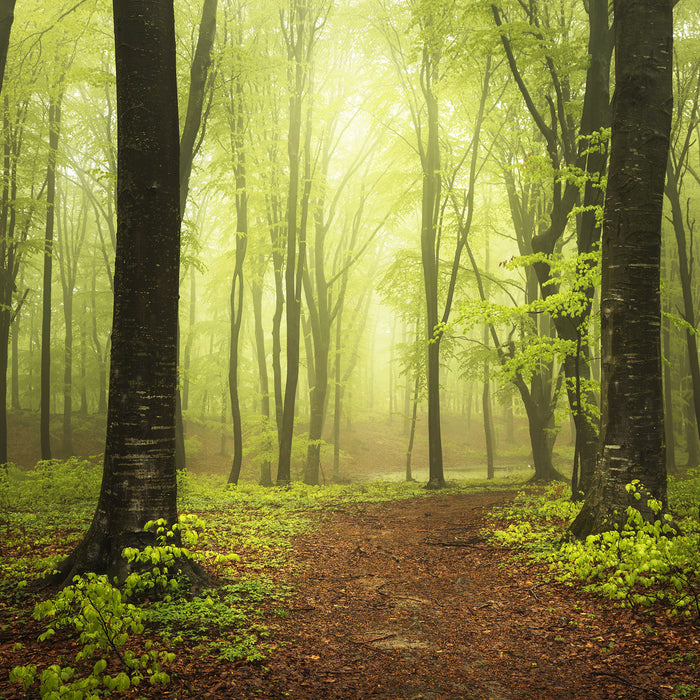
425;477;445;490
527;467;567;484
52;522;213;592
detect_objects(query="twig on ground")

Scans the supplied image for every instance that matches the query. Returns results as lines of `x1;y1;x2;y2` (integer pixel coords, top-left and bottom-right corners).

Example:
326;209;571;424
592;671;667;699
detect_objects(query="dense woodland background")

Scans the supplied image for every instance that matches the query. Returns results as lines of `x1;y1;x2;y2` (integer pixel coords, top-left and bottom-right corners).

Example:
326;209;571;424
5;3;700;697
0;0;697;488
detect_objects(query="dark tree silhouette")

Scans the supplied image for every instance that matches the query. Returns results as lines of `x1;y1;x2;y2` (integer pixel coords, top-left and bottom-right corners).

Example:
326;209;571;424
58;0;204;584
0;0;15;96
570;0;673;538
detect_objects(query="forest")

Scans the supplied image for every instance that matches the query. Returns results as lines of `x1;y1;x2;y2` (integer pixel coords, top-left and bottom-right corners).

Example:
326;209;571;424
1;0;699;697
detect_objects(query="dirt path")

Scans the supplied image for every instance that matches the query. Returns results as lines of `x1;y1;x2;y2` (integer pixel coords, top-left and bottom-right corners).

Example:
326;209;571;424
2;491;696;699
207;491;698;700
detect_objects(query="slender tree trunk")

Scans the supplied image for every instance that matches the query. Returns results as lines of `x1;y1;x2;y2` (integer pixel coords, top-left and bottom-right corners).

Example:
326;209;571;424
182;268;195;411
79;299;88;418
682;347;700;466
406;371;420;483
662;304;676;473
40;90;63;461
483;239;495;479
227;202;247;486
483;331;495;480
175;0;219;472
0;102;10;462
421;60;444;490
61;290;73;456
665;162;700;449
91;264;107;414
251;269;272;486
332;308;343;479
277;1;315;485
10;314;18;410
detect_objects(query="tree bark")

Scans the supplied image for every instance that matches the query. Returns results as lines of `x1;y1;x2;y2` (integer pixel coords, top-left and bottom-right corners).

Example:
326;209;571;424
0;0;15;96
665;159;700;452
175;0;219;472
250;264;273;486
227;71;248;486
493;0;612;497
40;90;64;462
421;46;444;490
570;0;672;538
58;0;205;586
277;0;319;485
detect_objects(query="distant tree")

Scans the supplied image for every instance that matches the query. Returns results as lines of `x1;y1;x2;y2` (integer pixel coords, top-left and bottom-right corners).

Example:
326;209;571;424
223;0;248;486
492;0;613;497
56;184;89;456
664;54;700;463
570;0;672;537
40;86;64;461
276;0;329;486
59;0;204;583
176;0;219;472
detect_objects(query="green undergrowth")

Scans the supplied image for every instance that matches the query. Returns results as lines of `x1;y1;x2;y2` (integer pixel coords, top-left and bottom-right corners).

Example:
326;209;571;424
487;473;700;619
3;458;526;698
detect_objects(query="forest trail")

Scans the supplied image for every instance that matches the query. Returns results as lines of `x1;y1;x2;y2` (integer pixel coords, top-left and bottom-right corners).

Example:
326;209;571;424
2;490;696;699
192;491;696;699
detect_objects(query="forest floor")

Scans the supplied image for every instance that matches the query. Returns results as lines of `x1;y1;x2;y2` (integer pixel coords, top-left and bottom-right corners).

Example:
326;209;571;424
2;489;698;699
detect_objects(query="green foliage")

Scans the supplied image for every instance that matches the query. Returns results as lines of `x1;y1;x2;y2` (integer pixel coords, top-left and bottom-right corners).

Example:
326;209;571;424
488;483;581;557
10;574;174;698
1;457;102;511
487;477;700;618
144;579;287;663
555;486;699;617
5;472;533;697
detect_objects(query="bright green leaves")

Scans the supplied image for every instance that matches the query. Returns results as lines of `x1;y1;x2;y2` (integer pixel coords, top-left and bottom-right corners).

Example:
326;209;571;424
10;572;174;698
488;477;700;618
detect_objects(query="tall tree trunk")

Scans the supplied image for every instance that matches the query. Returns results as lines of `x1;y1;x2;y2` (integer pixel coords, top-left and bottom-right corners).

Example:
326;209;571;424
40;90;64;461
332;307;343;480
57;194;89;458
493;0;612;497
482;239;495;479
665;161;700;450
182;267;195;411
571;0;672;538
662;302;676;473
61;288;73;456
682;346;700;466
421;49;444;490
0;101;11;462
227;74;248;486
277;0;316;485
483;328;495;480
0;0;16;96
251;266;272;486
58;0;205;586
91;263;107;414
10;314;18;411
175;0;219;472
79;298;88;418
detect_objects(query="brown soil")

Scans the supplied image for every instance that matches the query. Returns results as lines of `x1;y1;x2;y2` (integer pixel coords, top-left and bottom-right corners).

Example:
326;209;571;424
3;415;695;698
3;491;697;699
202;492;696;700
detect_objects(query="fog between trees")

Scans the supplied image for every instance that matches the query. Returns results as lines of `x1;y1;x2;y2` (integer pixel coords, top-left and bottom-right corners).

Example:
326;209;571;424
0;0;695;513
